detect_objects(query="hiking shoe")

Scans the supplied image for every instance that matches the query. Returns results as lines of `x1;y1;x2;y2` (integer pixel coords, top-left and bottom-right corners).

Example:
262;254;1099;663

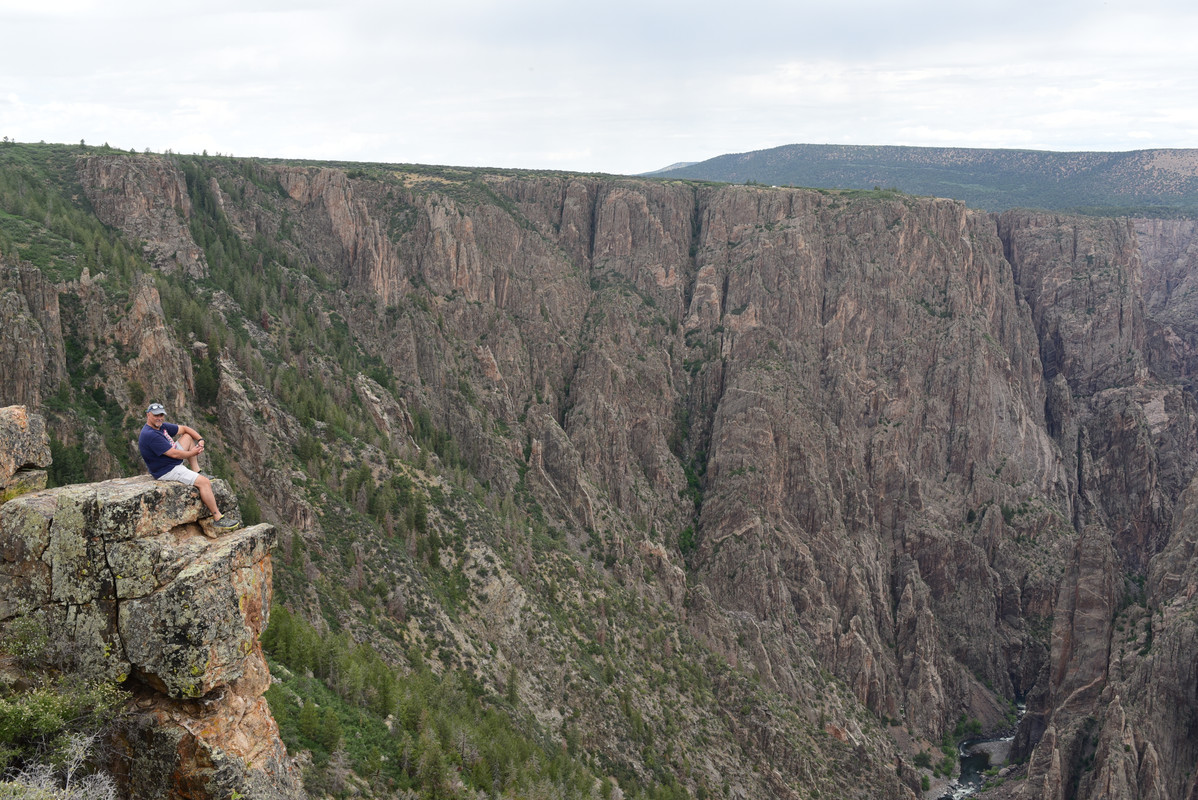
212;516;241;531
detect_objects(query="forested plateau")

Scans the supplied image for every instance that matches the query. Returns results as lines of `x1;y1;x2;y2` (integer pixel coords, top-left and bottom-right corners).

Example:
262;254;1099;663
3;141;1198;800
653;144;1198;217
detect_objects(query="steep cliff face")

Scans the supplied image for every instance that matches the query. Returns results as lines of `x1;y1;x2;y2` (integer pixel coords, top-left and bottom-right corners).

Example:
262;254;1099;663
1136;217;1198;383
0;412;301;799
1001;474;1198;800
332;176;1074;742
999;212;1198;566
985;213;1198;799
0;262;66;409
9;149;1198;798
78;154;207;277
685;192;1065;735
281;173;1198;797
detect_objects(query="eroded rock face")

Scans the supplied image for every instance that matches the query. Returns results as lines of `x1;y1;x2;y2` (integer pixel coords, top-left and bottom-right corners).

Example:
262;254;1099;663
117;520;275;697
0;472;301;799
1004;474;1198;800
1000;211;1147;396
0;406;51;500
78;155;207;277
1137;218;1198;382
114;648;299;800
988;215;1198;799
0;261;66;409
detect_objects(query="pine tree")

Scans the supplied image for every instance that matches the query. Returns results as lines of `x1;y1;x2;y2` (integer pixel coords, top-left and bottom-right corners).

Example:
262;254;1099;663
298;701;319;742
318;707;342;751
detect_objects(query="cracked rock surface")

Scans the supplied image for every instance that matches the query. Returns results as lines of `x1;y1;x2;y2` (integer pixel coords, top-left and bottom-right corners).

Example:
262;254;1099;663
0;405;51;501
0;461;302;799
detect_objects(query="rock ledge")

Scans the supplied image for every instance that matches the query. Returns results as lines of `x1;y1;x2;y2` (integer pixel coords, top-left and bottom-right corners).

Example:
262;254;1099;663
0;422;302;799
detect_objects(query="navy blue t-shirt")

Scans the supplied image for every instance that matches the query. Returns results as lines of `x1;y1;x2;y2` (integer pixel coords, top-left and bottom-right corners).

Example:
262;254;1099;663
138;421;181;478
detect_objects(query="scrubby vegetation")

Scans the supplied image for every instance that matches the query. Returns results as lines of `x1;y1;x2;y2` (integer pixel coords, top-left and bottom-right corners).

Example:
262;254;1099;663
0;615;126;798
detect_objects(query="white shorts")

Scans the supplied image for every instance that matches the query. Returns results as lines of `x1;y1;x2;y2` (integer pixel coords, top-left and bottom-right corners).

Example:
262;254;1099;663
157;464;200;486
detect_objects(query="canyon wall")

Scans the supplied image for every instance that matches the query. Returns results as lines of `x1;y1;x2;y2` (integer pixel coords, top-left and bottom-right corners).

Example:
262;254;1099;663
9;152;1198;798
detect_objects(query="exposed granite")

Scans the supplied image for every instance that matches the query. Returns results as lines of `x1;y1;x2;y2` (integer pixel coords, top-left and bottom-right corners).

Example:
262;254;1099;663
0;470;302;799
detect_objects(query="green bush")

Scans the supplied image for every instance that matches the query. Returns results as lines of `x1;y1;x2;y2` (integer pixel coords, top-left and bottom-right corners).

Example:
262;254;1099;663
0;676;125;774
678;526;697;556
0;615;49;669
240;490;262;525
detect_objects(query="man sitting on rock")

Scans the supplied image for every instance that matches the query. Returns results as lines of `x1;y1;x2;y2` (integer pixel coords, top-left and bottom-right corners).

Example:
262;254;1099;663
138;402;240;531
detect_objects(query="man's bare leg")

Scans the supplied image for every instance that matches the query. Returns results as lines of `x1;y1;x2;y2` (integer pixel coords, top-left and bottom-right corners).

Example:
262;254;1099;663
194;475;223;520
176;432;201;472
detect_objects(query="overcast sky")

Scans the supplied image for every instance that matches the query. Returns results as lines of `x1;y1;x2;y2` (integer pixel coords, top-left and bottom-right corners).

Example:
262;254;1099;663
2;0;1195;175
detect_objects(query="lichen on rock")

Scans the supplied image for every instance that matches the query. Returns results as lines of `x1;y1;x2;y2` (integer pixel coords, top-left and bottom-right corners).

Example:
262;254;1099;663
0;405;51;501
1;416;302;799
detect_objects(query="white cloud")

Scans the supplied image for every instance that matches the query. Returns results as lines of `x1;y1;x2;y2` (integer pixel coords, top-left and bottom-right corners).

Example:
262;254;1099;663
1;0;1196;173
0;0;98;16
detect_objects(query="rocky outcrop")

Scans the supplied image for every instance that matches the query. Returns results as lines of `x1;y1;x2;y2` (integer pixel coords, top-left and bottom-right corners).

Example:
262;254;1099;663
355;373;417;458
113;272;198;415
0;405;51;501
0;259;66;408
0;449;301;798
78;155;207;277
273;167;408;303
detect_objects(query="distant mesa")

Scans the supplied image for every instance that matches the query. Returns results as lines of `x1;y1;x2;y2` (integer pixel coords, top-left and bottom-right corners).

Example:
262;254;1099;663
642;160;700;176
649;143;1198;216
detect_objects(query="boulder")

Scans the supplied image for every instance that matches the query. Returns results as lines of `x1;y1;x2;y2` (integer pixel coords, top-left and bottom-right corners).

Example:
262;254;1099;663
0;474;301;799
0;405;51;496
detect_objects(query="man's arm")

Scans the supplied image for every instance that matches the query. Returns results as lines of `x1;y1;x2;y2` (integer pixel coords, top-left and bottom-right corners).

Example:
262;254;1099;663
146;425;203;462
164;441;204;460
170;424;206;467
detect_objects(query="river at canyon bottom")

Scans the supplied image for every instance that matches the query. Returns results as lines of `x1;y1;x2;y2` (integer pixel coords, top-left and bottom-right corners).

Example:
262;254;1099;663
936;705;1025;799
